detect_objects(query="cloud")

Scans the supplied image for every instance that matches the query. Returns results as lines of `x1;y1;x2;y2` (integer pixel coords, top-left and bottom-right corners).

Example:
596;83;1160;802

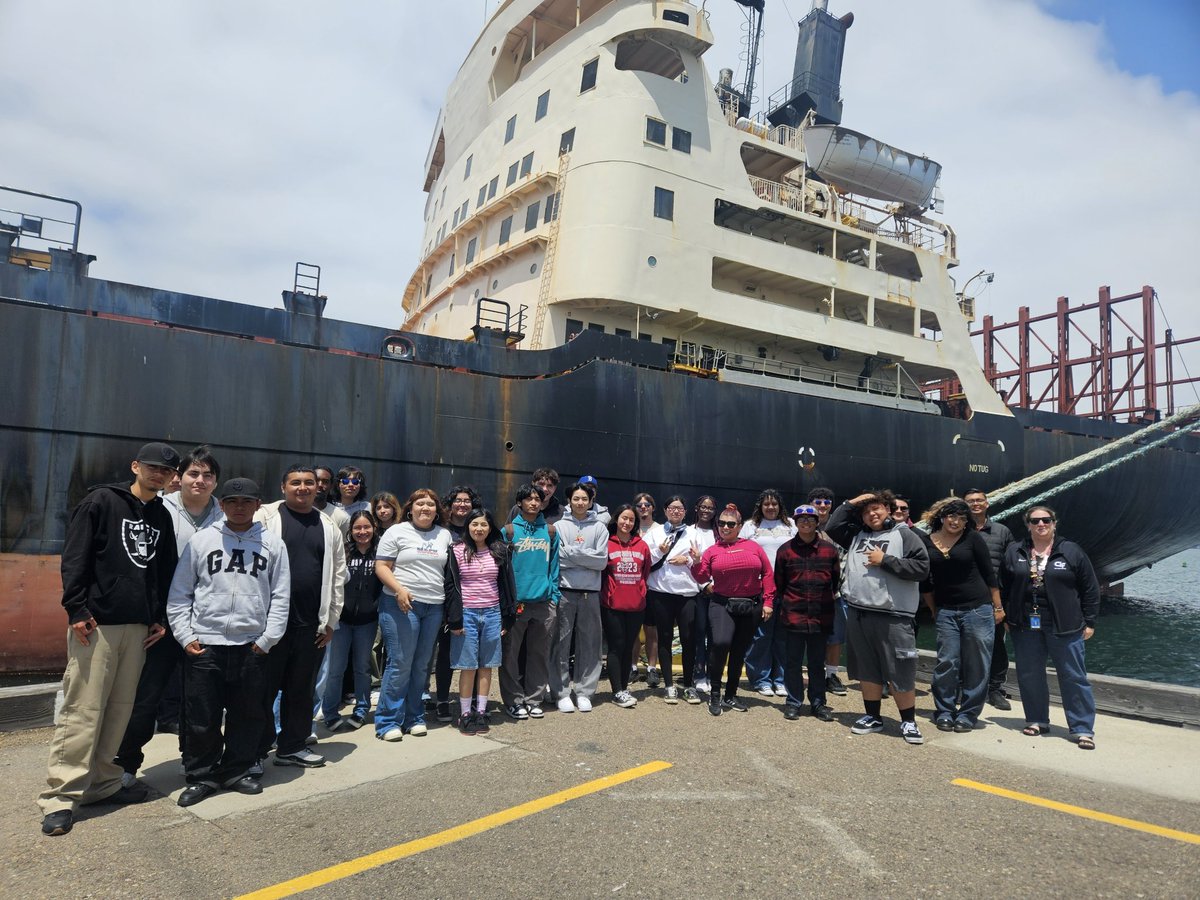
3;0;1197;405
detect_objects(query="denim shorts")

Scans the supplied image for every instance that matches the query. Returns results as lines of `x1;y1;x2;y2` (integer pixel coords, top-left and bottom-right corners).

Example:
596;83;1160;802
451;605;502;669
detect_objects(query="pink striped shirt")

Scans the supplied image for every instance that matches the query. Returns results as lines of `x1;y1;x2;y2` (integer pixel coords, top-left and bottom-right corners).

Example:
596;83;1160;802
454;544;501;609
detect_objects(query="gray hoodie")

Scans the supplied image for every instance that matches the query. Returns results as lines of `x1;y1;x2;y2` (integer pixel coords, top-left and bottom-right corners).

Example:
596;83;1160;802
826;503;929;616
163;492;224;555
555;509;609;591
168;522;291;652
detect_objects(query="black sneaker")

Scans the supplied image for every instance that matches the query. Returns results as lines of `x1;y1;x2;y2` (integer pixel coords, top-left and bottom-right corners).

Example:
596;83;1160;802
987;690;1012;711
936;716;954;731
646;667;662;689
825;673;847;696
459;712;478;736
178;783;219;808
436;701;453;723
475;710;491;735
782;704;801;720
708;698;722;716
811;703;835;722
722;696;748;713
505;703;529;721
41;810;73;836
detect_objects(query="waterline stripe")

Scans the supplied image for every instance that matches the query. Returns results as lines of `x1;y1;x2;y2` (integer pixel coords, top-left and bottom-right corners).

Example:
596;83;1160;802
236;760;674;899
952;778;1200;845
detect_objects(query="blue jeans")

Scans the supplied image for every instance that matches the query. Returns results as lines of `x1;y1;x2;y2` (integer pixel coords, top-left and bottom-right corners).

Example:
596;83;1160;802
321;621;377;723
744;606;786;690
376;599;444;735
1011;626;1096;737
827;597;848;647
932;604;995;724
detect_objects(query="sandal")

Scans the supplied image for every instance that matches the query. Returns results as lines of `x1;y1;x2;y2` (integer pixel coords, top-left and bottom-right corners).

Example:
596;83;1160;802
1076;735;1095;750
1022;724;1050;736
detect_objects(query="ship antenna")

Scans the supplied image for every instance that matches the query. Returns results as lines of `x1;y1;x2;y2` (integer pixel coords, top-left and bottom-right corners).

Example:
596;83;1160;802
733;0;766;118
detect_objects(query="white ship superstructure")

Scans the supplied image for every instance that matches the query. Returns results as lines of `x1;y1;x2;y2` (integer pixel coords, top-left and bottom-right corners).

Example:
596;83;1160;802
402;0;1010;417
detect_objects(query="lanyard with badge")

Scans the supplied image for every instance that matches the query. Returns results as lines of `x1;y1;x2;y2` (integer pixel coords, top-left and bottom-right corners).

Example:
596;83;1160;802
1028;551;1049;629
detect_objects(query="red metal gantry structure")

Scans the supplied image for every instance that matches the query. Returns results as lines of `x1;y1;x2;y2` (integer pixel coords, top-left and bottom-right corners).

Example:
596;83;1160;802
933;285;1200;423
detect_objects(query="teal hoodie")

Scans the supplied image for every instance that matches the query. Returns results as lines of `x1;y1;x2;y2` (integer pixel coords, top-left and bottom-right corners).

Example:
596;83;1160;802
505;513;561;604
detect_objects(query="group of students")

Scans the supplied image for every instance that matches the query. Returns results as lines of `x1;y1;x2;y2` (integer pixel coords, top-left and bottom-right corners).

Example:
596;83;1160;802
37;444;1100;839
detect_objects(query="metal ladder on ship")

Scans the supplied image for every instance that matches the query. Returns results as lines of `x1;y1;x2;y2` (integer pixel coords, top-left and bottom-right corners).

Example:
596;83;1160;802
527;152;569;350
989;403;1200;518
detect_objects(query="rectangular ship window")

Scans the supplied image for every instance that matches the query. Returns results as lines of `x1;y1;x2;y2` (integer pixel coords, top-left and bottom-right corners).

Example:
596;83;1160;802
580;58;598;93
464;154;472;179
615;328;632;338
653;186;674;220
505;115;517;143
560;127;576;155
453;208;460;228
672;127;691;153
536;90;550;121
544;191;559;223
645;118;667;146
487;176;499;199
466;236;477;265
661;337;678;353
477;184;487;208
499;215;513;245
525;201;541;232
448;253;455;276
587;323;605;333
663;10;689;24
566;317;584;339
506;161;519;187
460;200;469;221
520;152;534;178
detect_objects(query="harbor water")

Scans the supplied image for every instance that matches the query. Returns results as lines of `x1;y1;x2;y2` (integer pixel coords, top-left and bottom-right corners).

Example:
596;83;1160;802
916;547;1200;688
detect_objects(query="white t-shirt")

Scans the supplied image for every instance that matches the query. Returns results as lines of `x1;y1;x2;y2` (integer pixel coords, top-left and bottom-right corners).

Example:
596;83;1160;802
739;518;797;567
377;522;453;605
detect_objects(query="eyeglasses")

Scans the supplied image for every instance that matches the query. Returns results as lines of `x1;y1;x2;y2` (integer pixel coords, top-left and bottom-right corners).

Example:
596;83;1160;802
697;505;715;511
1029;516;1054;525
717;520;739;528
452;497;472;504
965;498;987;504
811;499;832;506
894;506;910;514
635;502;653;509
666;504;686;511
340;477;361;486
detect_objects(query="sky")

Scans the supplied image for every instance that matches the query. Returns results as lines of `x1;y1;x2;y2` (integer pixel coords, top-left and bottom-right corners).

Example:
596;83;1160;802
3;0;1198;410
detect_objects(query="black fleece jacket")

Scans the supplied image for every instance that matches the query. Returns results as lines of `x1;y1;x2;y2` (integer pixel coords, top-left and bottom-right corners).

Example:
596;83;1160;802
59;482;178;626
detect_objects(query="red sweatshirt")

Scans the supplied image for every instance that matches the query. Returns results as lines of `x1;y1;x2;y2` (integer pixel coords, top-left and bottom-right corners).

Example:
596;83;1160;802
601;534;650;611
692;538;776;606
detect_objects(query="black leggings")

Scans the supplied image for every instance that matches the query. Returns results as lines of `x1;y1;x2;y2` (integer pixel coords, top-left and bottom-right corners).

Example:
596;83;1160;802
650;590;696;688
707;598;758;699
601;607;644;695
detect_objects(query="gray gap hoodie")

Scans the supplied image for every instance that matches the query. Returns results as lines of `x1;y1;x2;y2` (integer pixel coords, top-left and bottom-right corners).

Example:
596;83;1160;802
555;509;610;592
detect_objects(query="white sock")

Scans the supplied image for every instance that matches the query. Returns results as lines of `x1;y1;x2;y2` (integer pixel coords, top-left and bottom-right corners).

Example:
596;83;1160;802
460;697;472;715
825;665;838;677
475;695;488;713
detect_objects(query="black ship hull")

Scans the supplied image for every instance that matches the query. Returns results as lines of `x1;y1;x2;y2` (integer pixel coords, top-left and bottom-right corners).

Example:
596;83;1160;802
3;253;1198;603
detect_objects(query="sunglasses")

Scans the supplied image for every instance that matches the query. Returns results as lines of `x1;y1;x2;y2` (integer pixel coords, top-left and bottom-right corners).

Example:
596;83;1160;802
340;477;361;486
811;499;832;506
635;502;653;508
1028;516;1054;525
894;506;910;513
717;520;739;528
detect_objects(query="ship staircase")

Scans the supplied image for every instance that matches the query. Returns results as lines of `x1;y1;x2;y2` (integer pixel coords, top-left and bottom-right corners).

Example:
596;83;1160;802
988;403;1200;520
527;152;569;350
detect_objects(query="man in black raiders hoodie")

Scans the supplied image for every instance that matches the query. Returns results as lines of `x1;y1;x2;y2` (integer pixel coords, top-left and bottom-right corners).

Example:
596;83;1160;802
38;442;181;837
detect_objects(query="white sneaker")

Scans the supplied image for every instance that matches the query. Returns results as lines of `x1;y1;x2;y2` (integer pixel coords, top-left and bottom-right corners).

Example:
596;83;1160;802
756;685;775;697
306;732;319;746
664;685;679;704
695;678;711;693
370;690;381;706
408;723;428;736
557;696;576;713
379;727;403;742
773;685;789;697
576;696;593;712
614;690;638;708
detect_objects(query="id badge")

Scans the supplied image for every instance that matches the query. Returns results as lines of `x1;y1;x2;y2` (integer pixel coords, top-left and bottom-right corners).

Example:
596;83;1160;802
1029;613;1042;630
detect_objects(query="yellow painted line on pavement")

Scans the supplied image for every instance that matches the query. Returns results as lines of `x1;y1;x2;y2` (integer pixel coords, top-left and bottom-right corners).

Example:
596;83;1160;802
236;760;673;899
953;778;1200;845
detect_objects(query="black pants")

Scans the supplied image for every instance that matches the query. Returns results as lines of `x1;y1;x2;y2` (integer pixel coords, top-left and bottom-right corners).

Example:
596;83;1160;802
707;598;759;699
115;634;185;774
783;630;827;707
259;625;324;758
184;644;267;786
651;590;696;688
988;621;1009;691
434;624;452;703
601;607;643;695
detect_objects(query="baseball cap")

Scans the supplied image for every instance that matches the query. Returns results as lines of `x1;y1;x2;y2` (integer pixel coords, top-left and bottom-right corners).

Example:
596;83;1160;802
793;504;819;519
219;478;261;501
136;442;181;469
578;475;598;487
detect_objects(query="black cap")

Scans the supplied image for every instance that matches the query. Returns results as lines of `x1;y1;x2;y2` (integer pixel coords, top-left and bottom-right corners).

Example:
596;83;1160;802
136;441;181;469
219;478;261;501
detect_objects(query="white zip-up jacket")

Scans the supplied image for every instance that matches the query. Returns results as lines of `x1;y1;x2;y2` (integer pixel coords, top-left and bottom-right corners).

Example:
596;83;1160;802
255;501;346;630
168;522;291;651
163;492;224;555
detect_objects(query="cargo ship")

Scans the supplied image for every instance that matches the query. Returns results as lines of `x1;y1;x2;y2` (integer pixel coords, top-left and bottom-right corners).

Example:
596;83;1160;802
2;0;1198;672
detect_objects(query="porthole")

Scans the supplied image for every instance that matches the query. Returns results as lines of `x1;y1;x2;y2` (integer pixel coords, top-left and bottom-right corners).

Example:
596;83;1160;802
530;263;538;275
504;441;514;452
647;256;657;267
